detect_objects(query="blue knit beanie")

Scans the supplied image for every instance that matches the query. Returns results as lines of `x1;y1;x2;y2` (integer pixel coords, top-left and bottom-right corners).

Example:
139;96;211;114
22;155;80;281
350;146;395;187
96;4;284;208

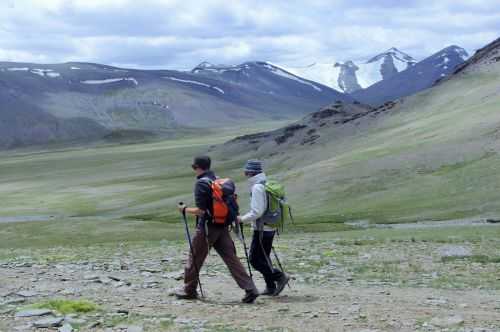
244;160;263;173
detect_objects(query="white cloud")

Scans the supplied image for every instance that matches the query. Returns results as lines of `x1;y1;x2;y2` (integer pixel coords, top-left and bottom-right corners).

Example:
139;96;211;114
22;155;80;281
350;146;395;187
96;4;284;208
0;0;498;68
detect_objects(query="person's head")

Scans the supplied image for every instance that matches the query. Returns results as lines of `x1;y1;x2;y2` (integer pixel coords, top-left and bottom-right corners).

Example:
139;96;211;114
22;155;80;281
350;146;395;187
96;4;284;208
192;155;211;176
244;159;263;178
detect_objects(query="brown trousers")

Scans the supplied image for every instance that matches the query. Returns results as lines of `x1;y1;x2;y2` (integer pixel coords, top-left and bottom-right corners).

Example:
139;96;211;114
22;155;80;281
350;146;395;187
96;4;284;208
184;224;256;294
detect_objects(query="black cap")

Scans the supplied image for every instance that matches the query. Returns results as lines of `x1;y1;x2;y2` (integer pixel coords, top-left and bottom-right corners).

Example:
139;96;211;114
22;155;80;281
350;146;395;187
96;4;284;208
193;155;211;171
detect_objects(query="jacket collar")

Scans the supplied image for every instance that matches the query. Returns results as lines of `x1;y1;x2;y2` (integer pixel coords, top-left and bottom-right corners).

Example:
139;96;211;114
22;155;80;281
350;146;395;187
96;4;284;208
248;172;267;187
197;170;215;180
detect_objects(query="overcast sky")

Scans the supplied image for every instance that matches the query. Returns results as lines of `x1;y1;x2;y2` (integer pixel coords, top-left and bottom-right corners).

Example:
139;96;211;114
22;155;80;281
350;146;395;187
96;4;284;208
1;0;499;69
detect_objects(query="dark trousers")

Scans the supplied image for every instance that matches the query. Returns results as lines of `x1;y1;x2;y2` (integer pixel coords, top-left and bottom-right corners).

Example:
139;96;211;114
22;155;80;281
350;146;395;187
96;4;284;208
249;230;283;290
184;224;256;295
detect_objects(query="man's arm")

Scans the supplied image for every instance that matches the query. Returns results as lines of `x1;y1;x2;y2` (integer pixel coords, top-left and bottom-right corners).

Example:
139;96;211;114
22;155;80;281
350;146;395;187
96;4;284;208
240;184;266;223
179;206;205;216
177;179;210;216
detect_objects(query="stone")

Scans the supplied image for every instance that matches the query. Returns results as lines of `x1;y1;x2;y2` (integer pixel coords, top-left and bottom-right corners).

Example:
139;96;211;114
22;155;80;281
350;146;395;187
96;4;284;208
88;321;101;329
430;315;465;328
65;317;87;325
0;308;14;315
3;298;26;305
59;323;73;332
33;317;64;328
438;245;471;258
15;309;52;317
16;290;38;297
127;325;144;332
141;268;161;273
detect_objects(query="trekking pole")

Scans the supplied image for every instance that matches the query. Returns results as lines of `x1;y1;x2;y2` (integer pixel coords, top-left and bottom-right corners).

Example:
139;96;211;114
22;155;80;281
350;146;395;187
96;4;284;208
179;203;204;298
271;246;291;289
239;222;253;279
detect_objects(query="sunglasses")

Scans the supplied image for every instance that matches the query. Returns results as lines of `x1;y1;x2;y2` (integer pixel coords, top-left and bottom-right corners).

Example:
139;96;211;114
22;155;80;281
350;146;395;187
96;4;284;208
191;164;199;170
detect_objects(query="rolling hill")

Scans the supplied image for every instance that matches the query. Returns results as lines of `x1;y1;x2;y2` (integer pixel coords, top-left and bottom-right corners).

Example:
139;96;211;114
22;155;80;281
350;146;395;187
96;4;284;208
0;61;350;149
218;37;500;223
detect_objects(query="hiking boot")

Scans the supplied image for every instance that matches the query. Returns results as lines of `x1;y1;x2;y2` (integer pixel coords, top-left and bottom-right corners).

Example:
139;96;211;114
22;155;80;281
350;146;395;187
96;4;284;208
242;289;259;304
174;289;198;300
273;273;290;296
260;287;276;296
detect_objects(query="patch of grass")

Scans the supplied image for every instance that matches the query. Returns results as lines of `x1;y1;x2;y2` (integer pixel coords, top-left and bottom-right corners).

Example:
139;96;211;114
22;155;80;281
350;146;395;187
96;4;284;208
31;299;99;314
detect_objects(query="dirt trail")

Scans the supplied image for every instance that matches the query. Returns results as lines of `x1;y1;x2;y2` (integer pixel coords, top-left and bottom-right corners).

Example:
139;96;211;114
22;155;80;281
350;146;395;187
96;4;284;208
1;233;500;331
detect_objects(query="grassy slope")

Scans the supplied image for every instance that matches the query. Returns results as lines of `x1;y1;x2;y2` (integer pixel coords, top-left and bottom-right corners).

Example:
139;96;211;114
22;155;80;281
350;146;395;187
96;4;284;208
1;63;499;249
279;63;500;223
0;122;288;248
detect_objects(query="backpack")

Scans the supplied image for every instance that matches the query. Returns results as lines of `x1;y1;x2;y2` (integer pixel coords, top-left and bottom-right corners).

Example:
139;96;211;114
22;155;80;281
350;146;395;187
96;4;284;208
259;180;293;231
204;178;239;226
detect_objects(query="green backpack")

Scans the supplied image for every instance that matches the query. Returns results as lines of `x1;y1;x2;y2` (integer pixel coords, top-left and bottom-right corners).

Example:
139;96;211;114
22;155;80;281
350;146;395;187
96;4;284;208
259;180;294;231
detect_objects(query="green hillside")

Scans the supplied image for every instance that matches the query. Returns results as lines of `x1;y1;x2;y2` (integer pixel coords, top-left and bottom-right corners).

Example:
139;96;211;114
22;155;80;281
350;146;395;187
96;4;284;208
1;46;500;248
219;49;500;224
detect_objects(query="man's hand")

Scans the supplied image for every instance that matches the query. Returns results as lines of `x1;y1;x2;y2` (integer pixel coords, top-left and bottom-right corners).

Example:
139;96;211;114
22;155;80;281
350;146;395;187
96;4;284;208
177;202;186;214
236;216;242;223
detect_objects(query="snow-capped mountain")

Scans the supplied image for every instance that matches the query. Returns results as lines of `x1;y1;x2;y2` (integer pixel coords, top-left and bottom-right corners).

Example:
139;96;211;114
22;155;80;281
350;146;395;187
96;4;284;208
286;47;417;94
357;47;417;87
0;60;351;148
352;45;469;105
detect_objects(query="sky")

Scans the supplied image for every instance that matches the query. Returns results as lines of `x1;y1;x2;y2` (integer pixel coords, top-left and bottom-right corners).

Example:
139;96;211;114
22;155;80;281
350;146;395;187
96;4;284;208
0;0;499;70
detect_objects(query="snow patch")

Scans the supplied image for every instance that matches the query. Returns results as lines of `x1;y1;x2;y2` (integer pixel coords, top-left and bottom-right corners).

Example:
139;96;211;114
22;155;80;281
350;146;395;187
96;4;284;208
357;60;383;88
7;67;29;71
31;68;60;78
165;76;210;87
46;72;60;78
81;77;138;85
212;86;225;94
164;76;224;94
70;66;81;70
264;62;322;92
286;63;342;91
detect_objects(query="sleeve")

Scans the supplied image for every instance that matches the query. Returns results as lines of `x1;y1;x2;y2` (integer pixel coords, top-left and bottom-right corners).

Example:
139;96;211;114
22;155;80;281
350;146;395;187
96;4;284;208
241;184;267;223
194;180;211;211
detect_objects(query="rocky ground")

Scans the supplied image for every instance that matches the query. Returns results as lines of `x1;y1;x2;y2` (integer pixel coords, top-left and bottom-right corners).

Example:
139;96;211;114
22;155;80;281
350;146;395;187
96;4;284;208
1;227;500;332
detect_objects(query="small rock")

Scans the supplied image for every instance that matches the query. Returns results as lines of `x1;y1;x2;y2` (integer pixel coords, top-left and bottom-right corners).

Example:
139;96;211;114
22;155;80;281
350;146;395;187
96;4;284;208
83;274;100;281
438;245;471;258
16;290;38;297
141;268;161;273
65;317;87;325
0;308;14;315
127;325;144;332
430;315;464;328
59;323;73;332
3;298;26;305
33;317;64;328
88;321;101;329
16;309;52;318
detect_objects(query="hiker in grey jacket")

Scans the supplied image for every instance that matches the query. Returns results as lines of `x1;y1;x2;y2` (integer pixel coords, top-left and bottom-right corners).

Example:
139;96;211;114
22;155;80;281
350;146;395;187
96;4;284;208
237;160;289;296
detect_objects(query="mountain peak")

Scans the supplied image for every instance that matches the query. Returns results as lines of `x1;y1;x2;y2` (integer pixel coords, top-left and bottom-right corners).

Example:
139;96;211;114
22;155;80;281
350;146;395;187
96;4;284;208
440;45;469;60
367;48;416;65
